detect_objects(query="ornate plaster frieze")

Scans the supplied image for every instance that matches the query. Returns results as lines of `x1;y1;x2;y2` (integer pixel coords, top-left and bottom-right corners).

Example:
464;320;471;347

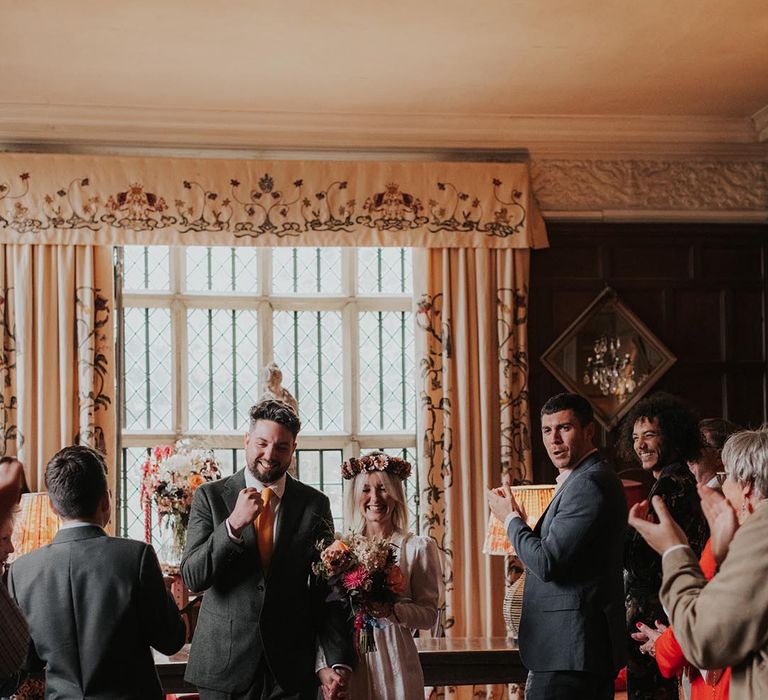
531;159;768;213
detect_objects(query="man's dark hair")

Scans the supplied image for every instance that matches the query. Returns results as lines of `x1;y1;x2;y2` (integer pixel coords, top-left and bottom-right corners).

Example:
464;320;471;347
619;392;701;464
45;445;108;519
699;418;741;450
249;399;301;437
540;392;595;427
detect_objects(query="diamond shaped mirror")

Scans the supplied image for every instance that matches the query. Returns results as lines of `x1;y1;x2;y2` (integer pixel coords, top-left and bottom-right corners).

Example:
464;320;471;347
541;288;676;430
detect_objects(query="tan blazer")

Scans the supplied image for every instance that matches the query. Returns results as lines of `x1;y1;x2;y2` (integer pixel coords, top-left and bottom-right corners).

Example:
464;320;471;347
661;502;768;700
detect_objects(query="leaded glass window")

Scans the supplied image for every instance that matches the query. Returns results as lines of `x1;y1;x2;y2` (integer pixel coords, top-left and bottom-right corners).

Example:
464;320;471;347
118;246;419;548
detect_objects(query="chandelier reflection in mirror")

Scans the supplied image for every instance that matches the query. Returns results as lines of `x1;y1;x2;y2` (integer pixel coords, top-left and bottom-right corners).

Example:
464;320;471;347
584;336;637;398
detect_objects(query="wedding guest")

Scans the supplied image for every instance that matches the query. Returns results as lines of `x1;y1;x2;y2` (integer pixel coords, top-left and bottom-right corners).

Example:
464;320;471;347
8;445;185;699
318;451;440;700
489;393;627;700
628;426;768;700
182;399;354;700
0;456;28;696
686;418;740;487
621;392;708;700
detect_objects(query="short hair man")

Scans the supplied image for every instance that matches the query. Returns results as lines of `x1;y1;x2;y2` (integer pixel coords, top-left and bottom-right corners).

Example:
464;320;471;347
8;446;186;699
182;399;355;700
620;392;709;699
488;393;627;699
687;417;741;487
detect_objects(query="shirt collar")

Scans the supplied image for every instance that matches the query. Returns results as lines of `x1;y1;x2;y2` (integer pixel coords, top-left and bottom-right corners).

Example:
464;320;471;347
244;468;287;500
59;520;104;530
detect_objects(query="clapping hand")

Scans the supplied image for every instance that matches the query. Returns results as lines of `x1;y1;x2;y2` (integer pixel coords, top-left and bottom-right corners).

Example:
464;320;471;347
487;484;527;524
631;620;667;658
698;483;739;565
0;458;23;520
628;496;689;556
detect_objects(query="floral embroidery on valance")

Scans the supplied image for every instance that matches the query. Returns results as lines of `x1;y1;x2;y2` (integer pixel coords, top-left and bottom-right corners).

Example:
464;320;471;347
0;154;548;248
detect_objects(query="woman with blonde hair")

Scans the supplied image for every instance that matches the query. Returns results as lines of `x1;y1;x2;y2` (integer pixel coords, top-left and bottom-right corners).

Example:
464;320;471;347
320;451;441;700
628;426;768;700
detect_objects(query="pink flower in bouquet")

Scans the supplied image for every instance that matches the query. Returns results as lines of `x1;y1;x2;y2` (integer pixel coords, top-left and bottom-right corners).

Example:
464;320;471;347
342;565;369;591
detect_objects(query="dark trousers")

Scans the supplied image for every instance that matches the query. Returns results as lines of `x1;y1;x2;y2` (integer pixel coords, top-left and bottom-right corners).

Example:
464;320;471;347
198;660;318;700
525;670;615;700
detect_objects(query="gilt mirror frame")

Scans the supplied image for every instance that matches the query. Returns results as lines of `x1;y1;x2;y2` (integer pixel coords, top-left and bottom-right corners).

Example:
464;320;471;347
540;287;676;431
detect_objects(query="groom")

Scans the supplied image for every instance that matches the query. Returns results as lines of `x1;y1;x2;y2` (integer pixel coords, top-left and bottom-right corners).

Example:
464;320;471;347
182;399;354;700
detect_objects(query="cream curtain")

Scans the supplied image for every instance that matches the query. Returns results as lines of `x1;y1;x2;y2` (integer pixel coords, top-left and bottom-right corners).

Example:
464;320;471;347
0;245;116;506
415;247;532;698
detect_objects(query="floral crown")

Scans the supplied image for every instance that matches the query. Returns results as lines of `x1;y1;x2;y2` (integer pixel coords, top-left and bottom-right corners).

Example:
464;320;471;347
341;452;412;481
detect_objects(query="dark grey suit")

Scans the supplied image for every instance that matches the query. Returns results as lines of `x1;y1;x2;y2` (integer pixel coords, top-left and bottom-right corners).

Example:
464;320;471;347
8;525;186;699
507;452;627;696
181;471;354;698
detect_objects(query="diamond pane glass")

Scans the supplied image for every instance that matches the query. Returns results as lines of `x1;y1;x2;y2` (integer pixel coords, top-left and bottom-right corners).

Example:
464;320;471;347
272;248;343;294
185;247;259;293
359;312;416;432
273;311;344;432
296;449;344;532
123;246;170;291
357;248;412;295
187;309;260;431
123;307;172;430
120;447;150;541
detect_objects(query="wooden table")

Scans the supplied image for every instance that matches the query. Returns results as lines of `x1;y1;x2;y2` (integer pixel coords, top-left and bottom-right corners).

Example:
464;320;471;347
155;637;525;692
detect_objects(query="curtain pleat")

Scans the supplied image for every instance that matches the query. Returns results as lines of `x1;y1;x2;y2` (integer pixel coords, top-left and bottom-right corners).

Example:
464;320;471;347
0;244;116;519
416;247;532;699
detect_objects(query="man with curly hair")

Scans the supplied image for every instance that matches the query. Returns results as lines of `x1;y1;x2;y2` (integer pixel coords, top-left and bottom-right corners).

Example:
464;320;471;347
621;392;709;700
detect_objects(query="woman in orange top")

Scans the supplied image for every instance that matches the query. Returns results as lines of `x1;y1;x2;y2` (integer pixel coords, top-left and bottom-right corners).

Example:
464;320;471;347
633;538;730;700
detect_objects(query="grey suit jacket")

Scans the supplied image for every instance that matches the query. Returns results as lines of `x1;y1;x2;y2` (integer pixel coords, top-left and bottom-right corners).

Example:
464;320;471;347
181;471;354;695
8;525;186;700
507;452;627;675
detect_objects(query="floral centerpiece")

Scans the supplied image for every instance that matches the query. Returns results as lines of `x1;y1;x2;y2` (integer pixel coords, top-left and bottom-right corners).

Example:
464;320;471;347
140;443;221;564
313;533;406;654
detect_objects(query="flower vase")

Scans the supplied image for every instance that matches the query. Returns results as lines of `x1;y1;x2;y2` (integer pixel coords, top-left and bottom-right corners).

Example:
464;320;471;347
170;516;187;565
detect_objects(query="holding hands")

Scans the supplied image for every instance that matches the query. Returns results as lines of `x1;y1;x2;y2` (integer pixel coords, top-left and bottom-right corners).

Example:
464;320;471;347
627;496;689;555
318;666;351;700
227;487;267;537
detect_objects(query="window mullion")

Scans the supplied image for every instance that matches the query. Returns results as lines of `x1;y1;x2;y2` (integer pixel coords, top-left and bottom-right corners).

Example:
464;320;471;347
172;247;187;438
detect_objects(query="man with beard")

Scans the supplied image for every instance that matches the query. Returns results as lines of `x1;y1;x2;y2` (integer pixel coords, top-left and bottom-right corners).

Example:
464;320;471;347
182;399;354;700
621;392;708;700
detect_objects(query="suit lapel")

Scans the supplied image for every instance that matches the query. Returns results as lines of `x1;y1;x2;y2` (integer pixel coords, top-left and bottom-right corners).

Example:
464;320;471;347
270;475;305;576
535;453;603;534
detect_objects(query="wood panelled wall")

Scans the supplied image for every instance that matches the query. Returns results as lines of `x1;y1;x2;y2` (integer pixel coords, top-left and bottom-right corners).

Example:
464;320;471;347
528;223;768;483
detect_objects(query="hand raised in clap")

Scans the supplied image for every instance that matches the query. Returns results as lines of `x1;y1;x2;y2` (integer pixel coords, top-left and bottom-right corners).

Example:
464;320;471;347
487;484;527;524
698;483;739;566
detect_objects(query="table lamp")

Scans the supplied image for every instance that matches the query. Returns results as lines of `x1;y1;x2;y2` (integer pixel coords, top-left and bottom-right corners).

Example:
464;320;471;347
9;492;61;561
483;484;556;639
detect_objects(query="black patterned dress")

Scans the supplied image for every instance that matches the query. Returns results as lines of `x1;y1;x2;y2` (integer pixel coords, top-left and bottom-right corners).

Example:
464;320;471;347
624;462;709;700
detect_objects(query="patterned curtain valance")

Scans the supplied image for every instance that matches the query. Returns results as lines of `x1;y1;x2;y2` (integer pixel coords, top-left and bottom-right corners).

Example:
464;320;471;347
0;154;548;249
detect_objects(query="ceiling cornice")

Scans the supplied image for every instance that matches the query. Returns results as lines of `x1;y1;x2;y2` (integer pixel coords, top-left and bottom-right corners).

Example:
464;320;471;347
1;103;767;161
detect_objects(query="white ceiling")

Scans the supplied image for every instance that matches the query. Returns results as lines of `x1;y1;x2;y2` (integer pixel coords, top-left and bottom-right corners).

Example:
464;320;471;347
2;0;767;155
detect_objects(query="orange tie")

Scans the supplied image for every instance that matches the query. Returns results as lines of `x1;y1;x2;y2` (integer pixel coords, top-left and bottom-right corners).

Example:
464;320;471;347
255;487;275;570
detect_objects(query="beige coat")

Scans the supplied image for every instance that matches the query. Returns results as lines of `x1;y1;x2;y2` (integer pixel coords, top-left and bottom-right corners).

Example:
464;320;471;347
661;502;768;700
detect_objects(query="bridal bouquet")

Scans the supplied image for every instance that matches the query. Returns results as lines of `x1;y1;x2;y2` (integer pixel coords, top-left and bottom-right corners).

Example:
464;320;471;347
313;533;406;654
140;444;222;561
